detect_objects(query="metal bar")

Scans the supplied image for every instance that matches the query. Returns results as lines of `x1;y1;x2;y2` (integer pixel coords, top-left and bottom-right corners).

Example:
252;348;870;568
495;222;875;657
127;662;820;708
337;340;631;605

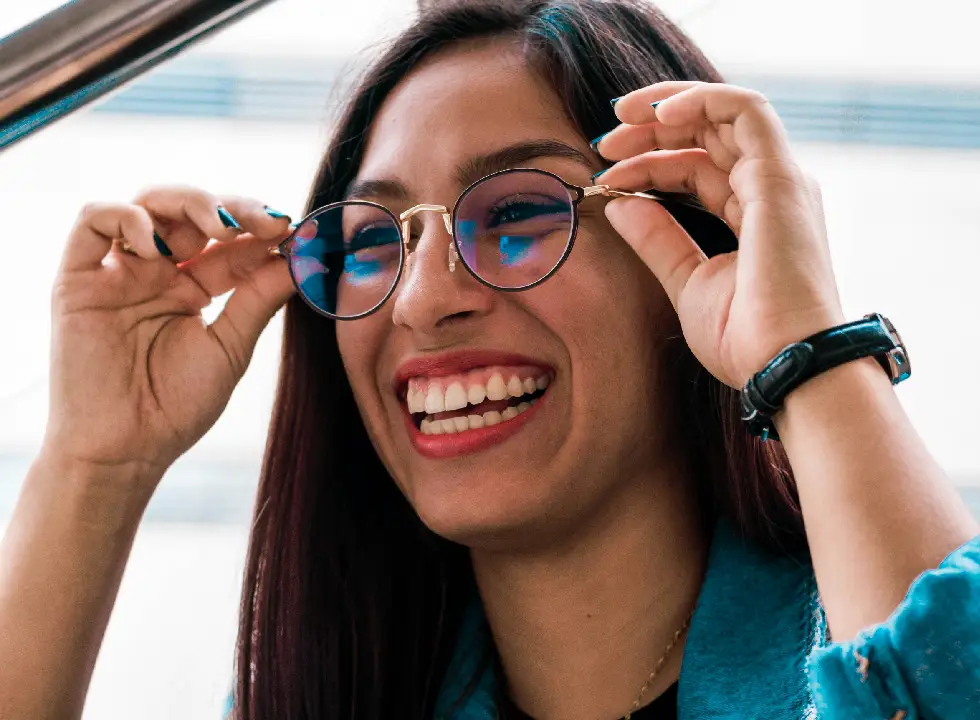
0;0;281;152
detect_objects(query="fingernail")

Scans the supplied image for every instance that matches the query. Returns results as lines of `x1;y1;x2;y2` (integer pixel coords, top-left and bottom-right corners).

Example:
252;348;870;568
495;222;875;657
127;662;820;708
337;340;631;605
610;97;622;107
650;100;662;111
153;231;172;257
217;206;241;230
589;131;611;153
264;206;291;221
590;169;607;182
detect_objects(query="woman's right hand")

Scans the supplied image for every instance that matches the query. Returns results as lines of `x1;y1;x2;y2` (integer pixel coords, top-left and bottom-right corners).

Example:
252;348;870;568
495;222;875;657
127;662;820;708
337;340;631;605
42;186;296;491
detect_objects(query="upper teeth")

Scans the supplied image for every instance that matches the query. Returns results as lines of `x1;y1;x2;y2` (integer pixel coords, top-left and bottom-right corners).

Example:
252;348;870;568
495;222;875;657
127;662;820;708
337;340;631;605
406;370;550;415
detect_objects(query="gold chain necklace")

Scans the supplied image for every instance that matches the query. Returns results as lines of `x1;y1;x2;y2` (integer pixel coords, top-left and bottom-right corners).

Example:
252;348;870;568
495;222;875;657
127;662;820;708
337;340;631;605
622;608;695;720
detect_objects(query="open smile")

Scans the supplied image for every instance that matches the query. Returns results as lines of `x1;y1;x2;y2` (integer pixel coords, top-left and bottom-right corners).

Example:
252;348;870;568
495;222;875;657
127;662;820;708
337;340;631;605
394;354;554;459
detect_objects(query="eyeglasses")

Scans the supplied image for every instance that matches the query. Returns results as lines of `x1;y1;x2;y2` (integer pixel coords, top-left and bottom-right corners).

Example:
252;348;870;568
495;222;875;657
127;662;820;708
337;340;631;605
270;167;734;321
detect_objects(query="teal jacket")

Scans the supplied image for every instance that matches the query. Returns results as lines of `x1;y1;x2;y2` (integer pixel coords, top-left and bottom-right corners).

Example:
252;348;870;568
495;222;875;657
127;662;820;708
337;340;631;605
434;521;980;719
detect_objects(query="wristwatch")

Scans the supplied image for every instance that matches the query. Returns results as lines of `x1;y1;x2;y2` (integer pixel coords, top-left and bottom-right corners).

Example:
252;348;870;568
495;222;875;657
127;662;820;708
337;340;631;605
740;313;911;441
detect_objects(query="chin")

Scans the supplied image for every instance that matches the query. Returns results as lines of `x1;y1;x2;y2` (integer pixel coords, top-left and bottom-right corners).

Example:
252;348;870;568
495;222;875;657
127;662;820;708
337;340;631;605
409;474;552;549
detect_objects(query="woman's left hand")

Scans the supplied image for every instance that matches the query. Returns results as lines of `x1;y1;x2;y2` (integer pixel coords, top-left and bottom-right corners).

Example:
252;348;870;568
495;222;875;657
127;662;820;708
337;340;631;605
595;81;845;389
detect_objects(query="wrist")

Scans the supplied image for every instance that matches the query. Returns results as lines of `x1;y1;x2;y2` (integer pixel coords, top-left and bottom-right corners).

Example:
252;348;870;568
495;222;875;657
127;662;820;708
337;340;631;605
740;313;908;441
773;356;890;436
29;450;163;529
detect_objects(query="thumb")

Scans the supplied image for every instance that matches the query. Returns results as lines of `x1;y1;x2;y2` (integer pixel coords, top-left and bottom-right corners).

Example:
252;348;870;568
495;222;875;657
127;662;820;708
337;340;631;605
604;196;707;311
208;259;295;376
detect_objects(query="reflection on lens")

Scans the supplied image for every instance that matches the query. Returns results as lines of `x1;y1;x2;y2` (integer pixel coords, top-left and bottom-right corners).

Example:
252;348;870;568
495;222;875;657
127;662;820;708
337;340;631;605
454;170;574;289
287;202;402;318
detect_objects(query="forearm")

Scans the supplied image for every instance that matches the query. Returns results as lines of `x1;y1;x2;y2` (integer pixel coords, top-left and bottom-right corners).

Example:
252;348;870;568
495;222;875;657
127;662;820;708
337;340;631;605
0;453;157;720
775;356;979;641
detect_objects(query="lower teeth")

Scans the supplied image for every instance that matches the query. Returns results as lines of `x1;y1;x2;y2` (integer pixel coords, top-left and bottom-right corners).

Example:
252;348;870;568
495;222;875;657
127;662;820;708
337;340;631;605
419;399;535;435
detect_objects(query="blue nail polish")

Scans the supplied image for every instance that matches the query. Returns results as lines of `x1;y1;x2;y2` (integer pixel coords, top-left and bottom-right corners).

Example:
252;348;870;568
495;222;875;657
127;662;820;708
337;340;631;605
153;231;172;257
610;97;622;108
264;206;291;221
217;206;241;230
589;131;610;153
590;169;607;182
650;100;663;110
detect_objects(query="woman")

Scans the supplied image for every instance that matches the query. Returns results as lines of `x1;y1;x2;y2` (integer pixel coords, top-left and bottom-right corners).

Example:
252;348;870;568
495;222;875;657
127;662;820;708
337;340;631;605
1;0;978;718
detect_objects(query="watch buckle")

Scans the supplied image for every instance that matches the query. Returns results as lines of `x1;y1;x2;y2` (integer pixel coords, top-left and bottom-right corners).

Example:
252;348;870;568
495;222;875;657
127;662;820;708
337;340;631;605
864;312;911;384
884;347;911;384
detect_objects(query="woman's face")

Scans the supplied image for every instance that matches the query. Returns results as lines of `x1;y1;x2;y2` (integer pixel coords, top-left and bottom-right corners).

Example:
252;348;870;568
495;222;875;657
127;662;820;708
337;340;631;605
336;39;682;549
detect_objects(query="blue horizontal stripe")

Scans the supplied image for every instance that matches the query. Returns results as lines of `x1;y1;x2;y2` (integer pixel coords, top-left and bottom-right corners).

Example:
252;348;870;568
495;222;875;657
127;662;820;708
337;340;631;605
87;55;980;149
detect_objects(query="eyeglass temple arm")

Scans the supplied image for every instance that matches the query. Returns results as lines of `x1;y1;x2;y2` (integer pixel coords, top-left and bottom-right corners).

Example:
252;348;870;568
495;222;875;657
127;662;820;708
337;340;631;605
582;184;717;216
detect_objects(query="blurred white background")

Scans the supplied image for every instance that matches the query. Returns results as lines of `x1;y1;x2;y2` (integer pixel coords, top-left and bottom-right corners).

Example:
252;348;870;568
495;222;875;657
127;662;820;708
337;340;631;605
1;1;978;718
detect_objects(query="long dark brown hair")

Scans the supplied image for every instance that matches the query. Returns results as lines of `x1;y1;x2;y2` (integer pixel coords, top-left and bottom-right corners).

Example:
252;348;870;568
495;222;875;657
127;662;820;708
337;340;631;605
233;1;804;718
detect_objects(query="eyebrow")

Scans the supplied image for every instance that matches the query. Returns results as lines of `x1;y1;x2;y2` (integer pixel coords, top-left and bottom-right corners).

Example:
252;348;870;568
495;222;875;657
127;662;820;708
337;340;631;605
342;139;594;201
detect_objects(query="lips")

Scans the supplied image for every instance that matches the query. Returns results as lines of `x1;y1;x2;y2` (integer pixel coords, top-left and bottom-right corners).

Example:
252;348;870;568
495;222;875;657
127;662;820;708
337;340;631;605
403;389;548;458
393;350;553;392
392;350;555;459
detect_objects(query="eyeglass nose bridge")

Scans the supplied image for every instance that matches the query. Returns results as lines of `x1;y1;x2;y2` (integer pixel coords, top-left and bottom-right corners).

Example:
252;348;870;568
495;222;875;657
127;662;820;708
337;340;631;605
398;203;459;273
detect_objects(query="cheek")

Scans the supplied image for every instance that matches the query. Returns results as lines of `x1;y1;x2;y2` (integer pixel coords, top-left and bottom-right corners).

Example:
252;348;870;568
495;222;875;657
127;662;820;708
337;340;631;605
538;221;678;421
557;218;673;345
336;319;390;437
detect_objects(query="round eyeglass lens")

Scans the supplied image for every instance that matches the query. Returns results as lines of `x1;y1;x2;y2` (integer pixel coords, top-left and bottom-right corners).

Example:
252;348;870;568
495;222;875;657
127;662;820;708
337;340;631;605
286;202;402;319
453;170;575;289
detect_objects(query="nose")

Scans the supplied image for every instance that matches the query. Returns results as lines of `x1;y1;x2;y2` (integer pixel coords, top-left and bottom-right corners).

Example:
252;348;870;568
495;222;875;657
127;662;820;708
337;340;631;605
390;211;493;333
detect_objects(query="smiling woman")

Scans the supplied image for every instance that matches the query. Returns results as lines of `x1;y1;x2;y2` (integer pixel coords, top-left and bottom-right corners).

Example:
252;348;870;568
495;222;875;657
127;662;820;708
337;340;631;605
1;1;979;720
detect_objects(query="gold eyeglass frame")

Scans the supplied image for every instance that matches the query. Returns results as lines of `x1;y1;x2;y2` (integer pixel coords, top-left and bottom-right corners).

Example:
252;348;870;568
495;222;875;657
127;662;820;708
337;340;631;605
269;167;718;321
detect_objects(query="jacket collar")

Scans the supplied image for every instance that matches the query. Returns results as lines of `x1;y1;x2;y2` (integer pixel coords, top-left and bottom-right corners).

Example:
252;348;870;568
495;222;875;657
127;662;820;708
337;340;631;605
434;520;825;720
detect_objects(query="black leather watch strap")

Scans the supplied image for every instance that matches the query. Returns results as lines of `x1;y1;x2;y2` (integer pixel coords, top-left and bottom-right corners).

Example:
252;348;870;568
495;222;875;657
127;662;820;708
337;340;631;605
741;313;910;441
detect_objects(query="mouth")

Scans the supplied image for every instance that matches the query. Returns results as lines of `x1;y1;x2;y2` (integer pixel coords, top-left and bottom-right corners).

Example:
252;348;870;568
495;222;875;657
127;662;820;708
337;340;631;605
395;360;553;459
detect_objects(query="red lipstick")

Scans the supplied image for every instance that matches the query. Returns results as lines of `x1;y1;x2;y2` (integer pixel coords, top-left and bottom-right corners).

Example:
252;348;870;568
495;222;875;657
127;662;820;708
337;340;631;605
392;349;554;459
393;350;552;394
403;392;547;459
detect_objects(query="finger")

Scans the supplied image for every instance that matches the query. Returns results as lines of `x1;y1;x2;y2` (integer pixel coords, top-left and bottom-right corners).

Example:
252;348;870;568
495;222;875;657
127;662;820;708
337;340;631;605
594;121;742;173
604;195;707;311
651;84;791;160
133;186;243;262
62;203;158;272
612;80;702;125
217;195;293;240
613;82;791;162
593;121;704;156
597;149;740;229
207;259;296;376
178;232;284;298
600;80;703;157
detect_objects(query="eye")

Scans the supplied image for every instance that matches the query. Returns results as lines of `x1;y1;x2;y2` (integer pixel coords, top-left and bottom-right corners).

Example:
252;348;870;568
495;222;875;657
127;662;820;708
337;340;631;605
348;224;400;251
487;195;569;227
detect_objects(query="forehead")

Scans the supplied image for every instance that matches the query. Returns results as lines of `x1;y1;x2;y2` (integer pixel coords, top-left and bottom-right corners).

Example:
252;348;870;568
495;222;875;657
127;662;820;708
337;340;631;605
357;39;583;185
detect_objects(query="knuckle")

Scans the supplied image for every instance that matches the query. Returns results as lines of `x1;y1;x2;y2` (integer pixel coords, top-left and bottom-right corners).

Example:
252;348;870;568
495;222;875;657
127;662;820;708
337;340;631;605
132;184;177;204
110;203;151;231
77;201;112;224
219;194;255;211
188;187;220;212
134;184;217;211
741;88;770;107
129;205;156;233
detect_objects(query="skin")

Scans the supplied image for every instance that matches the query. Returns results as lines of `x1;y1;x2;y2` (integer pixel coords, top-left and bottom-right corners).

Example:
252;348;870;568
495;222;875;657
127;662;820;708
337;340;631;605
0;34;976;720
338;40;708;717
338;41;692;552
